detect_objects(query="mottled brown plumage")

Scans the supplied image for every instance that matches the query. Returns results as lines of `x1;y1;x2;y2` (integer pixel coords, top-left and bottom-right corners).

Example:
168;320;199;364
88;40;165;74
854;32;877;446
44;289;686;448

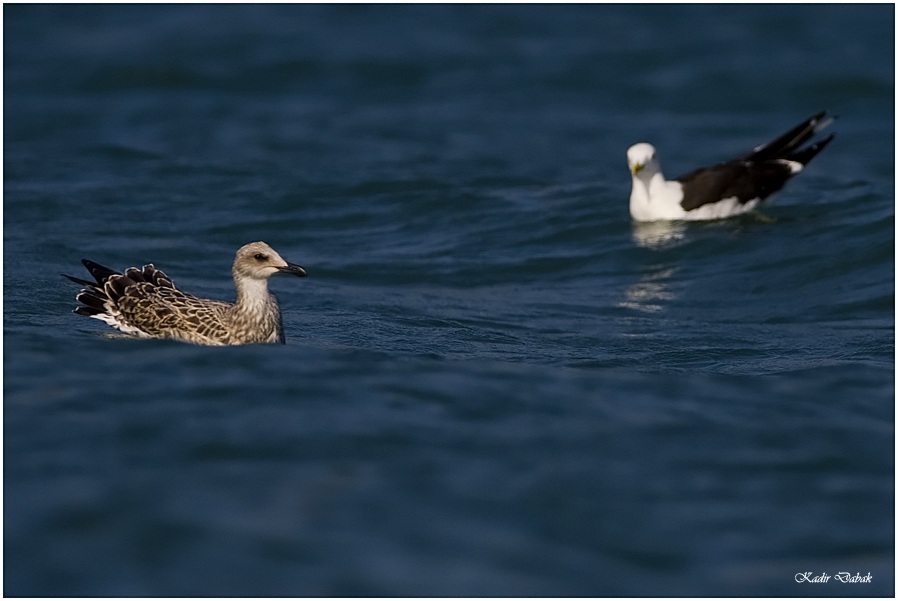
64;242;307;345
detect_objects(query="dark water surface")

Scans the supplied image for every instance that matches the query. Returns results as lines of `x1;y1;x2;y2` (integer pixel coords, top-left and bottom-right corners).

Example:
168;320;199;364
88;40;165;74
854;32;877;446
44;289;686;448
4;4;894;596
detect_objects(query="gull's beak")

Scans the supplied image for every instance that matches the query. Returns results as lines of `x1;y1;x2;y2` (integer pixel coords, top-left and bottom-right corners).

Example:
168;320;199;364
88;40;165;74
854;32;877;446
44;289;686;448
277;262;308;277
631;162;644;175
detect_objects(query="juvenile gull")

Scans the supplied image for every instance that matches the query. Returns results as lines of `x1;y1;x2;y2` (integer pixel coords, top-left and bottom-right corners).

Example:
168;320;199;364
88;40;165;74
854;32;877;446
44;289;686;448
64;241;307;346
627;111;836;221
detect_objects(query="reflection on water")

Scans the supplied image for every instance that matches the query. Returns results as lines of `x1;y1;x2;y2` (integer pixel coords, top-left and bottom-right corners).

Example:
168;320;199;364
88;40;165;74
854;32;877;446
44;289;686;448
619;266;679;313
631;221;688;249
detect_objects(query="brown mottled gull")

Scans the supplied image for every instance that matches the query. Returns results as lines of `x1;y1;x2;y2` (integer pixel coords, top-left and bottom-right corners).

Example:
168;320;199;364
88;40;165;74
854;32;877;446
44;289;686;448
64;241;308;345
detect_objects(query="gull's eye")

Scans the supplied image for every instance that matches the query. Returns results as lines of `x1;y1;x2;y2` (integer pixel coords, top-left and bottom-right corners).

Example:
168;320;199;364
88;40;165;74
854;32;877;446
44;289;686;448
254;253;268;262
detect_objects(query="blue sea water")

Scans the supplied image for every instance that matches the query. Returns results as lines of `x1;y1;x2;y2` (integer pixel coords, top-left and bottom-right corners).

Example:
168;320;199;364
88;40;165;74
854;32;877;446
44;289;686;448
4;4;894;597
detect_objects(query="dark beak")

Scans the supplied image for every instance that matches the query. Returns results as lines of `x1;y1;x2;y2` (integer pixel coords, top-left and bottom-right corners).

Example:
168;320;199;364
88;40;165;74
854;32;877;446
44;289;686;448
277;262;308;277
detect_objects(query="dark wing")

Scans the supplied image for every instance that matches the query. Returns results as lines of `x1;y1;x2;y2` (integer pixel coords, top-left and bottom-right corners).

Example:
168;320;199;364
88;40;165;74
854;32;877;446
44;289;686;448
674;112;835;213
677;161;794;212
738;111;835;162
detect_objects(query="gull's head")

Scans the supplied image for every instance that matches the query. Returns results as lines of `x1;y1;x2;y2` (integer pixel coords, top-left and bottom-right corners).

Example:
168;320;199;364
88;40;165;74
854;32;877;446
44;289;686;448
233;241;308;281
627;143;659;178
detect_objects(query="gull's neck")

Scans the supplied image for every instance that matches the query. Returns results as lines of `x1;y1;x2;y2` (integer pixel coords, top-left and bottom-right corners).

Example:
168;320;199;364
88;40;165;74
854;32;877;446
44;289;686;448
229;271;285;344
233;274;278;318
630;162;682;222
632;167;667;202
646;170;670;199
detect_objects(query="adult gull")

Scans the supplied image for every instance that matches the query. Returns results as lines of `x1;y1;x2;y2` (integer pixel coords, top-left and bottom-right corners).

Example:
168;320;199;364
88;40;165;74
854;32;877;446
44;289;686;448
627;111;835;221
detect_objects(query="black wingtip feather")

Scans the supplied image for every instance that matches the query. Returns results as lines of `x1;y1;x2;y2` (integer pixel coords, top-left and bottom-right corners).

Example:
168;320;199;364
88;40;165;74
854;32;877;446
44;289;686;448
81;259;121;284
741;110;835;162
75;291;109;311
63;273;96;287
788;133;835;166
